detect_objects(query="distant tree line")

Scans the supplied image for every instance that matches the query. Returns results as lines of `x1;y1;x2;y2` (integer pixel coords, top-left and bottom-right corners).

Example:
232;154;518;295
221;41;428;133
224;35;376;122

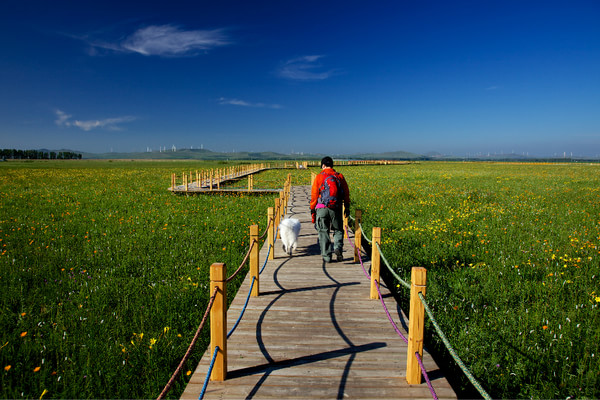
1;149;82;160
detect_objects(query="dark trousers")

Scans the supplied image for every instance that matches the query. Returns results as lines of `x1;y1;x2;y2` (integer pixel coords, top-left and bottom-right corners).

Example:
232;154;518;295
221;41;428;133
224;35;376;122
316;207;344;259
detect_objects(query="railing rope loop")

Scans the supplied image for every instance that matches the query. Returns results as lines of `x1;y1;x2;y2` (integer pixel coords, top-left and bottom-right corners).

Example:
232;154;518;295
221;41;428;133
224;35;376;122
419;292;492;400
199;345;220;400
156;286;219;400
227;277;256;338
226;239;255;283
376;242;411;290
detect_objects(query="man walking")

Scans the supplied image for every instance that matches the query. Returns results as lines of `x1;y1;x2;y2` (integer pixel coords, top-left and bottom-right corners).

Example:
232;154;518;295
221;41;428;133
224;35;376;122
310;156;350;262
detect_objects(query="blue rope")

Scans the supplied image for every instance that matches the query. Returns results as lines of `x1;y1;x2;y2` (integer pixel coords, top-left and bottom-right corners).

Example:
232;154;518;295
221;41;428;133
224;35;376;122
227;277;256;338
199;345;219;400
260;244;271;274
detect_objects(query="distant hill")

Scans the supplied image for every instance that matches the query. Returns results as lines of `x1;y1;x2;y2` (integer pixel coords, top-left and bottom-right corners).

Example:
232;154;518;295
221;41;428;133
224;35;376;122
81;148;425;161
6;147;596;162
81;149;308;160
349;150;424;160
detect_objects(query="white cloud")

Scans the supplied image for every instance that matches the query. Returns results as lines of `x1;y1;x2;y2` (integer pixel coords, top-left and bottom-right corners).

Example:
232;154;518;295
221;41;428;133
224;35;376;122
55;110;136;131
218;97;282;109
278;55;337;81
55;109;72;126
87;24;230;57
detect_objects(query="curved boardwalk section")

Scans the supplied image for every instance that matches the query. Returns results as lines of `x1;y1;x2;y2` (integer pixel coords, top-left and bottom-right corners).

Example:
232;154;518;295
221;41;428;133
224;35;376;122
181;186;456;399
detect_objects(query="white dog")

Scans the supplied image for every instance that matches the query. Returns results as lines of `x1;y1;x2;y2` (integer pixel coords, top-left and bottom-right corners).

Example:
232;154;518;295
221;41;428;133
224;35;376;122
279;218;301;256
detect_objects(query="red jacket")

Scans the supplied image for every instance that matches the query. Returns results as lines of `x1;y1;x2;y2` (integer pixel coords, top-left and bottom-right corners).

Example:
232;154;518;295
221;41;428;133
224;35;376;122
310;168;350;211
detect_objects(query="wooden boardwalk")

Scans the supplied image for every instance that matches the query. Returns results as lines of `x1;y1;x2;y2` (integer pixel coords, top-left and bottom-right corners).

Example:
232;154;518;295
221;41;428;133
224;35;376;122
181;186;457;399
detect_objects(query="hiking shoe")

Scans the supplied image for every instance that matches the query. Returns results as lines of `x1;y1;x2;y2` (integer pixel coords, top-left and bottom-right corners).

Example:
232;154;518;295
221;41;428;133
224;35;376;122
334;248;343;262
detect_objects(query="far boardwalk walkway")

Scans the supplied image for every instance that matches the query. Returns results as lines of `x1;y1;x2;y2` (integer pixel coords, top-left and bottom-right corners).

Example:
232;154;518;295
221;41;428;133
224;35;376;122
181;185;457;399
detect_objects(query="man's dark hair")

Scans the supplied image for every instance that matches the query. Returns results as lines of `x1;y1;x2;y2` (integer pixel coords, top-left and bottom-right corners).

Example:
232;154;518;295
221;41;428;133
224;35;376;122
321;156;334;168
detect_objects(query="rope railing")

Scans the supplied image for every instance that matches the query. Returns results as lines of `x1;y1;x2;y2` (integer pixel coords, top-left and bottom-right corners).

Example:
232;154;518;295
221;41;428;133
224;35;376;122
226;239;256;283
415;351;438;400
227;277;256;338
260;243;272;275
375;242;411;290
359;222;372;244
345;226;407;343
177;174;291;393
158;174;292;399
156;286;219;400
346;210;491;399
419;292;492;400
199;346;220;400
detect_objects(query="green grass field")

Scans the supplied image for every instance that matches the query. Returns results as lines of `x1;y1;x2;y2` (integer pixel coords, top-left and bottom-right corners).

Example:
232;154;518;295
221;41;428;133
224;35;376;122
0;160;293;399
1;160;598;399
338;162;600;399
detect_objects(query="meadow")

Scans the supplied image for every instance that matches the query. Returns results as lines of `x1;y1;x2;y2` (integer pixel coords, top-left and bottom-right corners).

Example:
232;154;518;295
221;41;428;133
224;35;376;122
339;162;600;399
1;160;598;399
0;160;294;399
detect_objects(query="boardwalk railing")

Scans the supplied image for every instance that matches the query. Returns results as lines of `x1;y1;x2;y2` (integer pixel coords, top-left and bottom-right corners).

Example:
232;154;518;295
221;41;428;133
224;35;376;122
169;162;297;192
350;211;492;399
157;175;291;399
161;175;487;399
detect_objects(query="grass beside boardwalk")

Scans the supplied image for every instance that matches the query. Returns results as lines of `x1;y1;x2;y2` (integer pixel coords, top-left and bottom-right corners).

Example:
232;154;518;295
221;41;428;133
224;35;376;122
2;159;598;399
0;160;298;399
340;162;600;399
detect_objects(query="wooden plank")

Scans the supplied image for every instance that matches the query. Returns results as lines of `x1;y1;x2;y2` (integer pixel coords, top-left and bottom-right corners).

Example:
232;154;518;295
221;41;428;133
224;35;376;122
180;185;457;399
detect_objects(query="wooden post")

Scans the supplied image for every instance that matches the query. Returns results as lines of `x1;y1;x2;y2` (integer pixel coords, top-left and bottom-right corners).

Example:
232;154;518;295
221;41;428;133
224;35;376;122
407;267;427;385
210;263;227;381
249;225;259;296
275;198;281;239
268;207;275;260
210;171;214;191
343;204;349;238
184;174;189;192
370;227;381;300
248;174;253;192
354;209;362;263
171;173;176;191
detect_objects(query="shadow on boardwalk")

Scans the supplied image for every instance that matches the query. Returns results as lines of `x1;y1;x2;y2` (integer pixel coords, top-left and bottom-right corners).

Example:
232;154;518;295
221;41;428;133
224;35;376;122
181;186;456;399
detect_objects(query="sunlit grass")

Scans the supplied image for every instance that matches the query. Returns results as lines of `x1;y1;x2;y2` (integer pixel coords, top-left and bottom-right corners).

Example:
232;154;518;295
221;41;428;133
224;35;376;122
342;162;600;399
2;159;597;399
0;160;283;399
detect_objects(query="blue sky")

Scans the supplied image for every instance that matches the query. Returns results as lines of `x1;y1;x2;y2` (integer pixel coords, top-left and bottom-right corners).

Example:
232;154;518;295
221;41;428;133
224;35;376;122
1;0;599;156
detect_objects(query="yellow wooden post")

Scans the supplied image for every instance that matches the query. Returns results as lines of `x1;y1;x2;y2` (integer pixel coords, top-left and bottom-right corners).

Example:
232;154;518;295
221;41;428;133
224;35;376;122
343;204;349;239
275;198;281;239
354;209;362;263
210;171;214;191
248;174;253;192
184;174;189;192
407;267;427;385
249;225;259;296
210;263;227;381
267;207;275;260
370;227;381;299
171;173;176;191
